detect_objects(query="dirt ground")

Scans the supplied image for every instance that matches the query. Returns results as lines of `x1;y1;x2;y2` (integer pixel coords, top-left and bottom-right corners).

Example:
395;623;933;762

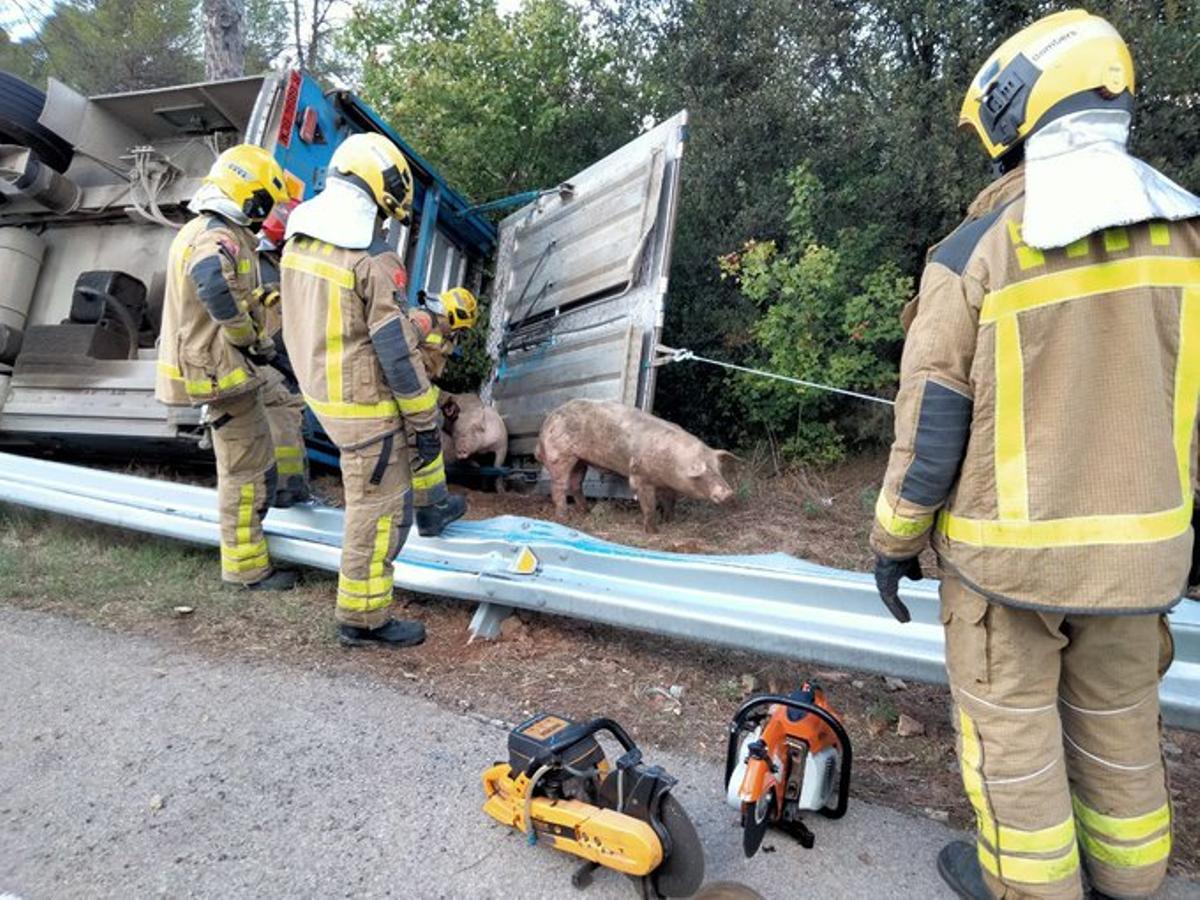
1;453;1197;878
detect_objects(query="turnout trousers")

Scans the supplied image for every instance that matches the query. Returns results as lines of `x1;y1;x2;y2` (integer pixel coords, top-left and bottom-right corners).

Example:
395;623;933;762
259;367;309;499
404;424;449;510
941;575;1174;899
336;434;413;629
208;390;276;585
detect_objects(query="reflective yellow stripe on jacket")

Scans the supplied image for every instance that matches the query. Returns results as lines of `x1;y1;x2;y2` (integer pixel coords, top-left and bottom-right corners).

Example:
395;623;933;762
941;258;1200;549
281;251;399;421
157;362;251;398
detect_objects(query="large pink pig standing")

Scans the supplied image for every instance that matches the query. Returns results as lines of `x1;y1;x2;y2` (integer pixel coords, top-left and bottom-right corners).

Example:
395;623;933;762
442;393;507;466
536;398;736;533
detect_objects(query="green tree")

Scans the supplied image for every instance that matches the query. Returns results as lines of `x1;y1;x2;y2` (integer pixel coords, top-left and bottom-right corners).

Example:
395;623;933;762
647;0;1200;458
719;167;912;462
1;26;43;82
342;0;644;202
15;0;203;94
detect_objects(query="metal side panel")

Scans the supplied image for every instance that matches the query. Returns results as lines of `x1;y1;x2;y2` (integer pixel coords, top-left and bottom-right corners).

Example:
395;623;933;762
0;360;200;439
484;111;688;461
0;452;1196;729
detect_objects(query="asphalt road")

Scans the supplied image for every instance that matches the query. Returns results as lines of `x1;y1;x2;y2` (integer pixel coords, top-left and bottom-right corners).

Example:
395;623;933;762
0;608;1193;900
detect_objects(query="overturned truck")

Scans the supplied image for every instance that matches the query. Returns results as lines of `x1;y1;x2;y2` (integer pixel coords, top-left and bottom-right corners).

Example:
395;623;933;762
0;69;688;493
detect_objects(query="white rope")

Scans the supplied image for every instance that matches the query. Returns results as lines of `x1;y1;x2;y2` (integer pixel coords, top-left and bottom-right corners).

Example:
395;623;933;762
663;348;896;407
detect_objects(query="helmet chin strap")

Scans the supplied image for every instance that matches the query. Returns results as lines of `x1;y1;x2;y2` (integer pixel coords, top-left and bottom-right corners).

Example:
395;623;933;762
993;143;1025;177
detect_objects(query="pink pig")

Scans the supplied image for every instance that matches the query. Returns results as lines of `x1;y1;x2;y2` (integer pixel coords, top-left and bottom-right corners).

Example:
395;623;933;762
536;398;736;533
442;392;507;467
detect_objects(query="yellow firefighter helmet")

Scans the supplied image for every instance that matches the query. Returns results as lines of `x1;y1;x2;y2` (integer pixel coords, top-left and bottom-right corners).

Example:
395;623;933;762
959;9;1135;161
204;144;289;223
328;133;414;223
433;287;478;331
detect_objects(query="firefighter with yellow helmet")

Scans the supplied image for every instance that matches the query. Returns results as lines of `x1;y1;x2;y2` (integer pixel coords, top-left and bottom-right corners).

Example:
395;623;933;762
404;285;479;512
870;10;1199;899
156;144;296;591
281;132;466;648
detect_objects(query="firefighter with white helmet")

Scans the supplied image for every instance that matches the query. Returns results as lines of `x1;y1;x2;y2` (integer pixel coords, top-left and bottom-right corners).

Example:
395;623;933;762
281;132;465;648
870;10;1200;898
156;144;296;591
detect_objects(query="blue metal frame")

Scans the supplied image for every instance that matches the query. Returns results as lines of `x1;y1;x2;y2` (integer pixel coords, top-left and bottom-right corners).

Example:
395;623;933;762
408;185;442;305
262;71;501;473
267;73;498;305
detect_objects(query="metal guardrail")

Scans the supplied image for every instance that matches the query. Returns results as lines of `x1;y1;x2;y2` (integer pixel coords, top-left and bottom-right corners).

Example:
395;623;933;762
0;451;1196;728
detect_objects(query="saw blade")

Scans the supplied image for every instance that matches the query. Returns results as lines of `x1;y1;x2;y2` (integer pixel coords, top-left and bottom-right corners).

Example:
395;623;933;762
741;790;774;859
649;794;706;898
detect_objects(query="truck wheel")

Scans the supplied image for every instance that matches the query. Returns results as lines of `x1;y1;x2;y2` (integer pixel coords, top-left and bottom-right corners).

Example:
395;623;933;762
0;72;75;173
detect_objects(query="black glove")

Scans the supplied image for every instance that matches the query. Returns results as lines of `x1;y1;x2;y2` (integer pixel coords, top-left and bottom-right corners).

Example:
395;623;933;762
874;555;923;623
414;428;442;468
243;336;276;366
1189;506;1200;594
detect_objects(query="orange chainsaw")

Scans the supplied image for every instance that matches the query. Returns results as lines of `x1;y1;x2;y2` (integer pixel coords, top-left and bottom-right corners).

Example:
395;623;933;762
724;683;852;857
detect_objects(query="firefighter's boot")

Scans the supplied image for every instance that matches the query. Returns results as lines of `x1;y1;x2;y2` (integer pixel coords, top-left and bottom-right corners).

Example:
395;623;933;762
242;569;299;592
338;618;426;648
273;482;314;508
415;494;466;537
937;842;992;900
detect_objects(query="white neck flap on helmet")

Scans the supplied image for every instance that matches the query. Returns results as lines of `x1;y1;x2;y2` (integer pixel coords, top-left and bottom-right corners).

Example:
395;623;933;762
1023;109;1200;250
284;177;381;250
189;182;252;226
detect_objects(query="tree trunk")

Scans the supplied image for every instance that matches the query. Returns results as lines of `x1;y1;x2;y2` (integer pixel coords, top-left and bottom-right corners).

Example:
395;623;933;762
203;0;246;80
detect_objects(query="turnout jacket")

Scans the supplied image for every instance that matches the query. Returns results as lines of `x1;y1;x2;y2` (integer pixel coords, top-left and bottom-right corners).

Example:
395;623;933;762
406;308;455;382
155;214;265;406
872;169;1200;614
279;235;439;450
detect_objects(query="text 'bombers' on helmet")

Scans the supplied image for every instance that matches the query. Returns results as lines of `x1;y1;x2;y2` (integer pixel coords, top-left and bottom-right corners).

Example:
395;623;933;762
327;133;415;224
959;9;1135;160
203;144;290;223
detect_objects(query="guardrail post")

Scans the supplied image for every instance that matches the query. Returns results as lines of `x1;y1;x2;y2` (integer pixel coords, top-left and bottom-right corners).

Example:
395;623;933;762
468;602;514;642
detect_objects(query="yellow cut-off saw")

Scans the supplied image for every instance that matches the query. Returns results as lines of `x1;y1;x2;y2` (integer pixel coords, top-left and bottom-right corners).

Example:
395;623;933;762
482;714;706;897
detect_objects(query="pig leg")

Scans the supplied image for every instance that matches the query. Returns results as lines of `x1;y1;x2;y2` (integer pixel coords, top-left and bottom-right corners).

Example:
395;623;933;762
632;477;659;534
568;461;589;515
545;456;574;520
659;488;677;523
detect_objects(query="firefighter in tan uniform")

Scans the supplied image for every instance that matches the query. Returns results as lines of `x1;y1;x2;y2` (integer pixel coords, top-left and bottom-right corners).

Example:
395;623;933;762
155;144;296;591
281;133;465;648
870;12;1200;899
405;287;478;529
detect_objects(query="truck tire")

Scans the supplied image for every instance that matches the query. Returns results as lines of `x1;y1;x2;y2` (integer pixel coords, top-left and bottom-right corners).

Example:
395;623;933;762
0;72;75;173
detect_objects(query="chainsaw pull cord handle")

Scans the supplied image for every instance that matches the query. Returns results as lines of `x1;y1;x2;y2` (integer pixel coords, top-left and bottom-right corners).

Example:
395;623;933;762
522;764;554;845
725;695;854;821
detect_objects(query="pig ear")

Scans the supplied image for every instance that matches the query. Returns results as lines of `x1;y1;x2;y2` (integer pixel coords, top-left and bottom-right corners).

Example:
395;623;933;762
715;449;741;476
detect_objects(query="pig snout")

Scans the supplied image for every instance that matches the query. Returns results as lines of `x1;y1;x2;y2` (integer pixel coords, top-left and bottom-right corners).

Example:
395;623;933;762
711;481;734;504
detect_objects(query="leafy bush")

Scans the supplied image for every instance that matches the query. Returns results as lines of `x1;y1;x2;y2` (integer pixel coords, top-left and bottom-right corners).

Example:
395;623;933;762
717;168;911;463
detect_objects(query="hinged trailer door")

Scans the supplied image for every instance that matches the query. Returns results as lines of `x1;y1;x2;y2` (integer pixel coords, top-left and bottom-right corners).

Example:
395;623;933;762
484;111;688;465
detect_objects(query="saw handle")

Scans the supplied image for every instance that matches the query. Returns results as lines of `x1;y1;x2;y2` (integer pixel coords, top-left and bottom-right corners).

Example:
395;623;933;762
522;717;641;777
725;695;853;820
